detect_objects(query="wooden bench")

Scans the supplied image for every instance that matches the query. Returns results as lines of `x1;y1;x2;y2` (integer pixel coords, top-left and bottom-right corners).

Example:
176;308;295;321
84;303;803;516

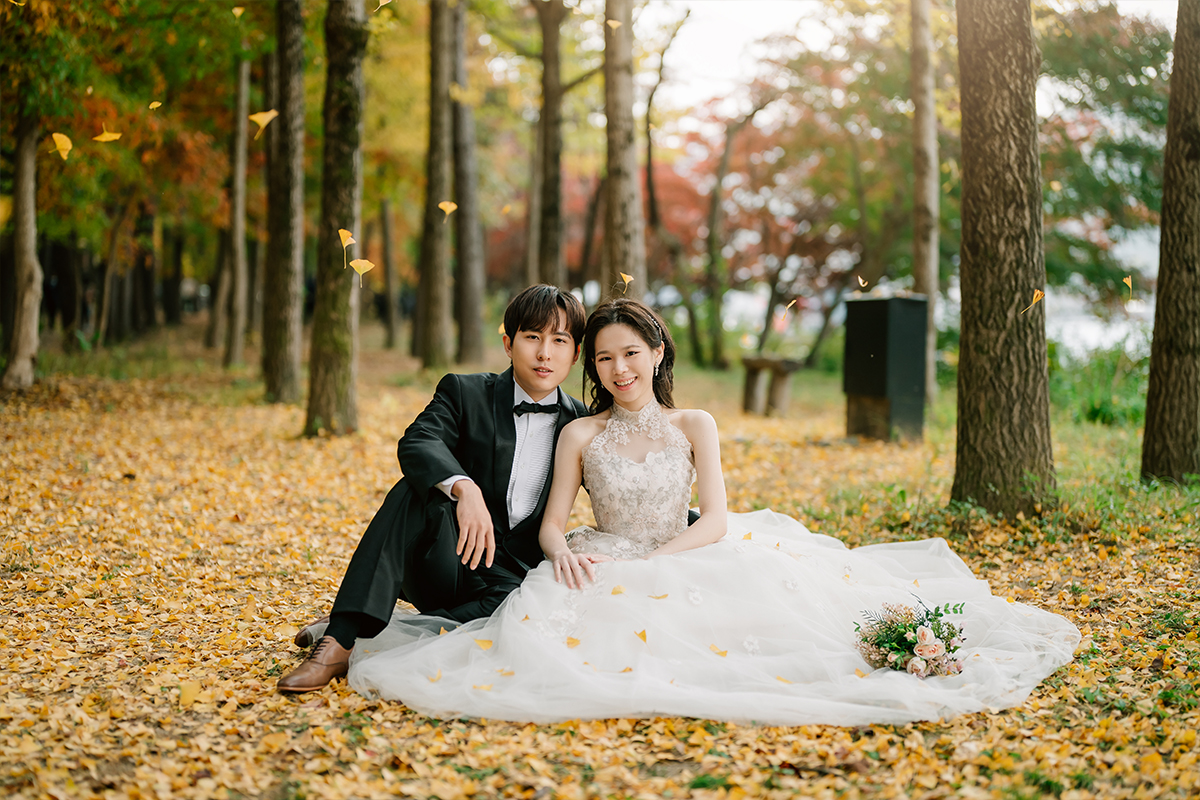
741;356;803;416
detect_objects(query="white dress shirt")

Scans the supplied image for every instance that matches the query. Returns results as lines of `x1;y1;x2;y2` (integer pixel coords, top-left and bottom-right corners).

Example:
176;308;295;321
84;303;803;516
437;382;560;528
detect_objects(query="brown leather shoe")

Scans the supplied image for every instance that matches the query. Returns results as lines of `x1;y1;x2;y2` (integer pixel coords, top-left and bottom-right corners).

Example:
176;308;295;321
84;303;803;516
294;614;331;648
277;636;351;693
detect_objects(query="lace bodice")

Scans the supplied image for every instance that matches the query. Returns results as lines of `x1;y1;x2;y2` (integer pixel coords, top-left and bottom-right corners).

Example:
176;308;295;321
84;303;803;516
567;400;696;559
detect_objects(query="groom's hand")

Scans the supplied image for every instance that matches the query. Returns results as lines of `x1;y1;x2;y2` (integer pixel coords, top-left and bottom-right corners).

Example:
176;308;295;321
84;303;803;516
452;480;495;570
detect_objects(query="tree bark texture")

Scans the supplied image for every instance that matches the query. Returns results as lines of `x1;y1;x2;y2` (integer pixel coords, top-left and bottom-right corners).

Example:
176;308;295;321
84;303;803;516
704;120;745;371
263;0;306;403
602;0;646;301
306;0;367;436
163;227;184;325
453;0;485;362
416;0;454;370
226;55;251;367
381;198;399;349
205;229;232;350
524;114;543;289
1142;0;1200;482
95;199;133;350
534;0;567;287
911;0;940;402
951;0;1056;518
1;109;42;390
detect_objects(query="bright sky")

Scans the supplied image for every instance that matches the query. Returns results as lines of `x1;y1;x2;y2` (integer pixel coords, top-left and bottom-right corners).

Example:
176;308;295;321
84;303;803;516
640;0;1179;112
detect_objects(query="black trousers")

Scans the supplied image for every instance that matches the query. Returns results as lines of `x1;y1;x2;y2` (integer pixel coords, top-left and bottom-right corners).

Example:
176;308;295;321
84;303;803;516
330;479;525;637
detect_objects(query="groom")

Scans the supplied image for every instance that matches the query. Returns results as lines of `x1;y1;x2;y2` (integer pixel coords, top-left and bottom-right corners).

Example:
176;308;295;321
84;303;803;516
278;284;590;693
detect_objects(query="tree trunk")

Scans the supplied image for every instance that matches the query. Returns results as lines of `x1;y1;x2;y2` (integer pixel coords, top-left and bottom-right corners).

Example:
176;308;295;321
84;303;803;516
911;0;940;402
524;113;543;288
0;232;15;360
380;198;399;349
263;0;306;403
226;54;251;367
1142;0;1200;482
705;125;739;370
533;0;567;287
416;0;454;370
454;0;486;362
205;229;232;350
163;226;184;325
803;281;848;369
95;200;132;351
602;0;646;301
305;0;367;436
580;175;605;301
951;0;1056;518
60;240;83;350
1;109;42;390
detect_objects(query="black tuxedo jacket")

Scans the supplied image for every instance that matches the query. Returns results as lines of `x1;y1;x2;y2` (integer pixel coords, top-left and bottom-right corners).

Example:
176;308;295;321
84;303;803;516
398;367;589;571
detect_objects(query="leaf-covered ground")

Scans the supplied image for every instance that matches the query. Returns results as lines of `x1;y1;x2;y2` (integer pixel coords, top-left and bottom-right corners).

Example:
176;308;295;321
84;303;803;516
2;338;1198;799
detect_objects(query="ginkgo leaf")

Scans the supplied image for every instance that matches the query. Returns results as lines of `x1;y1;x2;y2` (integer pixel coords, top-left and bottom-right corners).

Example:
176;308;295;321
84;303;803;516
501;204;512;215
149;101;162;110
606;19;621;29
635;629;647;642
350;259;374;287
339;229;355;249
521;614;530;621
913;579;920;587
93;124;121;143
240;595;257;621
438;200;457;220
497;669;514;676
710;644;727;657
9;0;27;6
742;532;752;540
249;110;278;140
649;594;668;600
619;272;634;294
857;275;867;287
232;6;244;18
620;667;632;673
498;322;507;336
428;669;442;683
566;637;580;648
785;299;797;310
439;627;448;635
611;585;625;595
179;681;201;706
373;0;392;10
473;684;493;691
776;676;793;684
1019;289;1045;315
475;639;493;650
51;133;72;160
855;668;868;678
1123;275;1133;301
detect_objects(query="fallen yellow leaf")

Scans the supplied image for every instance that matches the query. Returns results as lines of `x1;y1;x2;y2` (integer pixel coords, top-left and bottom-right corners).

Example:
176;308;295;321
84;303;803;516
439;627;448;635
179;681;201;707
855;668;867;678
473;684;492;691
649;594;668;600
710;644;727;657
635;629;647;643
742;532;752;540
428;669;442;683
240;595;257;621
611;585;625;595
475;639;493;650
521;615;529;621
566;637;580;648
620;667;632;673
497;669;514;676
776;676;793;684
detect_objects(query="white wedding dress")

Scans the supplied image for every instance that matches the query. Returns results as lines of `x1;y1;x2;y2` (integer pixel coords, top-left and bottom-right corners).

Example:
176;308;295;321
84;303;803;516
348;400;1080;726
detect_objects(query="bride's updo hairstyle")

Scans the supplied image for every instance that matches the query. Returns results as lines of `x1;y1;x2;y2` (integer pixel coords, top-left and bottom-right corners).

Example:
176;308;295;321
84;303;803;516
583;298;676;414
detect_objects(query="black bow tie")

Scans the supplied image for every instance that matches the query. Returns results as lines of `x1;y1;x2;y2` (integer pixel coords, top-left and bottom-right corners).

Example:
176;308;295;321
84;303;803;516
514;401;560;417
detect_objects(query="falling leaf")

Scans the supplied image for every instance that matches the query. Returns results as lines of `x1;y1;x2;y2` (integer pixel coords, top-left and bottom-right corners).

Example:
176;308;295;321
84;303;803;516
620;667;632;673
338;229;356;270
438;200;458;220
179;681;200;707
856;275;867;288
619;272;634;294
439;627;448;635
649;594;668;600
473;684;493;691
50;133;72;161
742;532;752;540
501;204;512;214
1019;289;1045;315
566;637;580;648
606;19;621;29
611;586;625;595
475;639;493;650
855;668;868;678
785;299;797;310
350;259;374;287
373;0;391;10
635;630;647;643
428;669;442;683
776;676;793;684
248;109;278;140
93;124;122;143
1123;275;1133;301
710;644;728;657
232;6;244;17
1049;180;1062;191
9;0;27;5
149;101;162;110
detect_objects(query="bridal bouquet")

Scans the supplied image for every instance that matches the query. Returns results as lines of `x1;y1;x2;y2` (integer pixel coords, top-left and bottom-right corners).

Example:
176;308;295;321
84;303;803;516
855;601;965;678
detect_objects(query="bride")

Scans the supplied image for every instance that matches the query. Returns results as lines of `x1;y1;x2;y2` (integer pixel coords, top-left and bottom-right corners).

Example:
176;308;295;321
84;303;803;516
349;299;1080;725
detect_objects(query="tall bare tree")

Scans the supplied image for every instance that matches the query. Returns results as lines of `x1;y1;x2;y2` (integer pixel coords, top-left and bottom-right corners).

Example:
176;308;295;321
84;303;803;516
380;198;399;349
1;107;42;390
950;0;1056;518
533;0;568;287
416;0;454;369
306;0;368;435
602;0;646;301
263;0;306;403
1142;0;1200;482
911;0;939;402
453;0;485;362
225;54;251;367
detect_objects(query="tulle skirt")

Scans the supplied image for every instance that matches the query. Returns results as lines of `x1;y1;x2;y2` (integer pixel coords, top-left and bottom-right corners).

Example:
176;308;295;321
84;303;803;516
347;510;1080;726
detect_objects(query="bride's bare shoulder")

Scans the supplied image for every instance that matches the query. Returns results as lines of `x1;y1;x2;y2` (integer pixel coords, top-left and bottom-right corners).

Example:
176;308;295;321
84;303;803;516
665;407;718;436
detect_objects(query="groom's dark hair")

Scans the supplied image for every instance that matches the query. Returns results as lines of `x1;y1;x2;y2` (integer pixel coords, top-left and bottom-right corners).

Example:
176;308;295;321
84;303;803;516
504;284;586;346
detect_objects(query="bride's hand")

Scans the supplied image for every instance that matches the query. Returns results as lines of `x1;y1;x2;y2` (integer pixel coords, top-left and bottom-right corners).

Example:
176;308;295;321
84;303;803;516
551;551;612;589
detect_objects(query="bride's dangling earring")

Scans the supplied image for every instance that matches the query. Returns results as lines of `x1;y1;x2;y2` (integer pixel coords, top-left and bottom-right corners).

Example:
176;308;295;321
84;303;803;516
654;361;660;378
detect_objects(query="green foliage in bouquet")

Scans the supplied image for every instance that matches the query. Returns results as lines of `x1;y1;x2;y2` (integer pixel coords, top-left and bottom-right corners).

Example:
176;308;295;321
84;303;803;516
855;600;966;678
